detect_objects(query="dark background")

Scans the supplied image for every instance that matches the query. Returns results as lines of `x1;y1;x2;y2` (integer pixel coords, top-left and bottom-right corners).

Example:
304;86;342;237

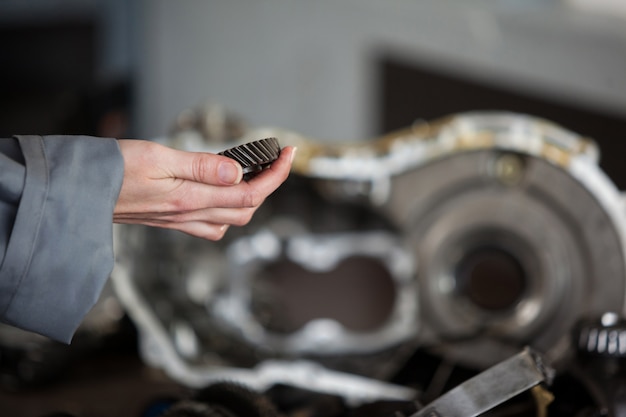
0;19;130;139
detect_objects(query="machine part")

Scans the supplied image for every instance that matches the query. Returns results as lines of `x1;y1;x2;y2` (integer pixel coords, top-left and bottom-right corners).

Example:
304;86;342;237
383;114;626;368
161;381;280;417
218;137;281;180
159;401;224;417
576;312;626;357
571;313;626;417
113;228;417;403
409;348;554;417
264;384;350;417
112;176;418;386
530;385;554;417
170;101;248;148
193;382;279;417
243;112;626;368
213;230;417;355
112;111;626;406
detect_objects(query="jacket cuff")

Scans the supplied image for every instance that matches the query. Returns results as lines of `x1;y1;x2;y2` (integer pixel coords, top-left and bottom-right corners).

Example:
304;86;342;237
0;135;124;342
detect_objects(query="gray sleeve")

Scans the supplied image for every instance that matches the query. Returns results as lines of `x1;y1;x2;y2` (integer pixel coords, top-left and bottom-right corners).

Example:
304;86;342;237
0;135;124;343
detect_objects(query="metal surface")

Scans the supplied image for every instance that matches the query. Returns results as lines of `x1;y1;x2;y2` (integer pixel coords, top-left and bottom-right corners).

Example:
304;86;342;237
112;223;418;403
410;348;554;417
111;111;626;404
214;230;417;355
246;111;626;368
576;312;626;357
218;137;281;179
572;313;626;417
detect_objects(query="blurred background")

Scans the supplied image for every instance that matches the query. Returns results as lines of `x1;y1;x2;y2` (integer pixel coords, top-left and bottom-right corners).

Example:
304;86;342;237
1;0;625;162
1;0;626;181
1;1;626;416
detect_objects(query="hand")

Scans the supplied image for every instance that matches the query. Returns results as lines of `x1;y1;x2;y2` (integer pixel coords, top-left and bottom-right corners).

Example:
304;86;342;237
113;139;295;240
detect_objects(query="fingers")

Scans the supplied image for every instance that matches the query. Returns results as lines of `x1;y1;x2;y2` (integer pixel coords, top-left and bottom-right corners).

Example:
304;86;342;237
215;146;296;206
115;206;256;227
169;146;296;210
165;146;244;186
177;223;230;241
164;144;294;189
129;219;231;241
247;146;295;188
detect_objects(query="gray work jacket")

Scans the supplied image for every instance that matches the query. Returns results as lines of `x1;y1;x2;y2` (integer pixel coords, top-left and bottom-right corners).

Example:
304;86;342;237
0;136;124;343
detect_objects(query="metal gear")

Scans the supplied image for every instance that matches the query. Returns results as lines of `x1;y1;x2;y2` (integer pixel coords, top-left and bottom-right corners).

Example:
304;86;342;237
575;312;626;358
218;137;281;180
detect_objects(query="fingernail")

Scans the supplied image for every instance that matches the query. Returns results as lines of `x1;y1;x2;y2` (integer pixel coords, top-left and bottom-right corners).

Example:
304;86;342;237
219;161;241;184
290;147;298;164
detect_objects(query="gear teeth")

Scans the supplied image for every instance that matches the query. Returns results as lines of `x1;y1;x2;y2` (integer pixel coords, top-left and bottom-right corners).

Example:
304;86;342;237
219;137;281;180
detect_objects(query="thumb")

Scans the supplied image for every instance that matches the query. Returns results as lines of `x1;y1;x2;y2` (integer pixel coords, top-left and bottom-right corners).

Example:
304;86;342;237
168;149;243;185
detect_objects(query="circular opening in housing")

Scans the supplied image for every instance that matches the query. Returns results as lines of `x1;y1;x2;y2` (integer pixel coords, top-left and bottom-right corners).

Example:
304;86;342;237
455;247;527;311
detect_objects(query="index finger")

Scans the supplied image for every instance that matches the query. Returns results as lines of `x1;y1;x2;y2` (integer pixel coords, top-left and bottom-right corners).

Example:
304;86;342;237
235;146;296;204
177;146;296;210
246;146;295;184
